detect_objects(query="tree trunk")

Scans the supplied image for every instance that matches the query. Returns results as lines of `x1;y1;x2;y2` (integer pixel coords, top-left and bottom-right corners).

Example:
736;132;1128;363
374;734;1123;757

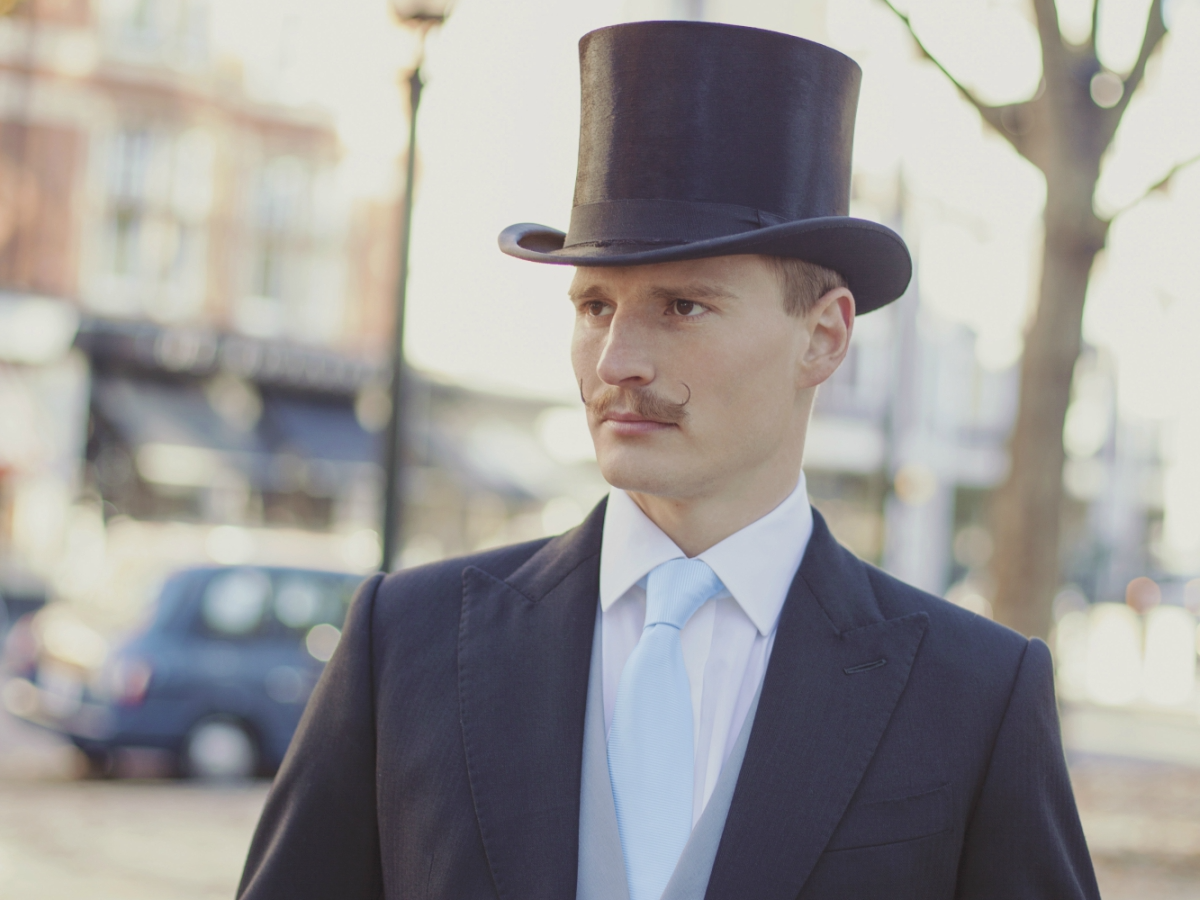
990;185;1108;639
882;0;1167;640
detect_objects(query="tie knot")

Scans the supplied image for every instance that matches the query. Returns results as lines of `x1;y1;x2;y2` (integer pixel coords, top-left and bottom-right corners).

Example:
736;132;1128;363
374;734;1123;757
644;558;724;630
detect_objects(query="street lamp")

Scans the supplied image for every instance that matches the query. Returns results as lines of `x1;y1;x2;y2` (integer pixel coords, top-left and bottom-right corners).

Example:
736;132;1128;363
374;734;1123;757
380;0;454;570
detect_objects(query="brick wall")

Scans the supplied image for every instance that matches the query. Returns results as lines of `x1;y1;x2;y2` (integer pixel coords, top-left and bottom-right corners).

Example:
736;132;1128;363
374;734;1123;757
0;123;83;299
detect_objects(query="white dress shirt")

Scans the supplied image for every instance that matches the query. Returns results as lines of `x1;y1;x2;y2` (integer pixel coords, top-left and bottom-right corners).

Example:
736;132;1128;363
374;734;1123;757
599;474;814;826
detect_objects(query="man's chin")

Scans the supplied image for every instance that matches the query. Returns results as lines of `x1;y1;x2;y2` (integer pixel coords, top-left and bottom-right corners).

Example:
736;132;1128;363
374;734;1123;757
597;451;695;499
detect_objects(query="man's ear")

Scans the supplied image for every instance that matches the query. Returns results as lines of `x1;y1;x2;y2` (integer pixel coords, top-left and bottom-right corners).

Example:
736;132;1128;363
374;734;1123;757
798;287;855;389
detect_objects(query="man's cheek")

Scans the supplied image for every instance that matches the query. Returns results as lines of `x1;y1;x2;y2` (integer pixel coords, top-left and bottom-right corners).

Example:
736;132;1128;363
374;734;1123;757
571;334;601;380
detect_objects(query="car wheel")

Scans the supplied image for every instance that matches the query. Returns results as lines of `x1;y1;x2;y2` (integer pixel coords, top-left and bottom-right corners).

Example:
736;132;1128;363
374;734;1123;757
181;716;258;780
79;747;114;780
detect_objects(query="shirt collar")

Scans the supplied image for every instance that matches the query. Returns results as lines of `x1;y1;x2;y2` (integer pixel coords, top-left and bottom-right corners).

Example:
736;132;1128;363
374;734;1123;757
599;473;814;636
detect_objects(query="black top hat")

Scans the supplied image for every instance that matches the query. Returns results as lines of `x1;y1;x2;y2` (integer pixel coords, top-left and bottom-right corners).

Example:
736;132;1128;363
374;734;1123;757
499;21;911;313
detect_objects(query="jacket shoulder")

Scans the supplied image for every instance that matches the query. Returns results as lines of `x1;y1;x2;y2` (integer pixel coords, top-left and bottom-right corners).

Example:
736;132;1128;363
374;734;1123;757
863;562;1031;678
370;537;552;612
357;538;554;672
380;537;550;593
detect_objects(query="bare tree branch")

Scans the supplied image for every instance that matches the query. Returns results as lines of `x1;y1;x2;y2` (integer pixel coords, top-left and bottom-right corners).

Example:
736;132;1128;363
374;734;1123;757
1089;0;1101;54
1031;0;1068;82
1106;151;1200;221
878;0;1020;153
1111;0;1166;125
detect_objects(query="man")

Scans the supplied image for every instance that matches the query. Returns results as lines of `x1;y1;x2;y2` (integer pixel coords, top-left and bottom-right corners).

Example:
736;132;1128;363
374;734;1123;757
239;21;1099;900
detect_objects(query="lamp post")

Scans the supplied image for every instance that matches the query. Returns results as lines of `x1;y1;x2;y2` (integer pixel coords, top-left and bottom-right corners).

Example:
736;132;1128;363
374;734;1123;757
380;0;453;570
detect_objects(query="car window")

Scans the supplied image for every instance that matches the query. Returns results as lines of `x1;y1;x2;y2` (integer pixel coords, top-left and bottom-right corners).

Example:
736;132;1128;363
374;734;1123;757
194;569;361;644
336;576;363;617
271;573;358;633
152;569;203;631
273;578;326;630
269;573;361;661
200;569;272;638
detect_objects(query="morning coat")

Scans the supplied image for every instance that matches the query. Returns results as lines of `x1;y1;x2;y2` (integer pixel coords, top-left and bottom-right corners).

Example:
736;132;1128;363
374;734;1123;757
238;501;1100;900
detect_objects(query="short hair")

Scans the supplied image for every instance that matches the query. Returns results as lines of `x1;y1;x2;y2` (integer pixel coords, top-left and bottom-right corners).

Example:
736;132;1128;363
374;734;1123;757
765;256;848;316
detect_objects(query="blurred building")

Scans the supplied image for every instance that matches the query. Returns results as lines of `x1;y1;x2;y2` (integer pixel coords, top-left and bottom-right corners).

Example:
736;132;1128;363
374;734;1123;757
0;0;1174;633
0;0;607;626
0;0;359;610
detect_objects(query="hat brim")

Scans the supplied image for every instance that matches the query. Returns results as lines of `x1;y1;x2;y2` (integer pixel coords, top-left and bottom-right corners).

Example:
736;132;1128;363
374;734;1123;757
499;216;911;314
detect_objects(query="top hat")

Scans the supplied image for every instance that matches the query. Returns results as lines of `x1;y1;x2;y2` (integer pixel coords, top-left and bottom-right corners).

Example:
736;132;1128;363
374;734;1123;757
498;21;911;313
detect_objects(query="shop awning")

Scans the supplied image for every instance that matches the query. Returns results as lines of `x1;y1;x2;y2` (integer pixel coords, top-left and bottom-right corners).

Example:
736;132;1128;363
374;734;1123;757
94;378;266;456
260;398;379;464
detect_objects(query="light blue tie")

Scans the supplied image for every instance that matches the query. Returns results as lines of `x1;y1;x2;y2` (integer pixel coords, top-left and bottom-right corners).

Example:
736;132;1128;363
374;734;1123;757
607;558;725;900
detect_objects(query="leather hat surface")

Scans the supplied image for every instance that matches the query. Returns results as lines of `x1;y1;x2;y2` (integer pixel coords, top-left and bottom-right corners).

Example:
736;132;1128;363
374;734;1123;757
498;21;912;313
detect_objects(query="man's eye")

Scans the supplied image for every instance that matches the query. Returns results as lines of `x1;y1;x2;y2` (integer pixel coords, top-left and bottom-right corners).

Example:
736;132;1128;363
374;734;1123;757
671;299;704;317
584;302;612;317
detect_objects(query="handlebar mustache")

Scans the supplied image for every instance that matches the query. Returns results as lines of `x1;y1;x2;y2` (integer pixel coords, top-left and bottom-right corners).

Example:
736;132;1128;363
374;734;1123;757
580;382;691;425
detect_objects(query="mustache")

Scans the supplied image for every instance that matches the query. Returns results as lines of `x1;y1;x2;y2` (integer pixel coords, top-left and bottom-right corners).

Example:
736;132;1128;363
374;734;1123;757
580;382;691;425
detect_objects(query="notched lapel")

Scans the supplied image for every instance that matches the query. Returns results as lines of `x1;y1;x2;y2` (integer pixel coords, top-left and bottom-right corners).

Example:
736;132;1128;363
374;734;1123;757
458;503;605;900
705;512;930;900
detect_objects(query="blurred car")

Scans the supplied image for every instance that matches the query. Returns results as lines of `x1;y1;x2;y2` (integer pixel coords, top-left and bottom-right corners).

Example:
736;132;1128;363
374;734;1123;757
2;565;366;779
0;576;48;641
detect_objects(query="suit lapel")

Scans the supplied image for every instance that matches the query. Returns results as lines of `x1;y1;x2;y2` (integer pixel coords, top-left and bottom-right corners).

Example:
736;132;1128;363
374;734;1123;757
458;500;606;900
705;511;929;900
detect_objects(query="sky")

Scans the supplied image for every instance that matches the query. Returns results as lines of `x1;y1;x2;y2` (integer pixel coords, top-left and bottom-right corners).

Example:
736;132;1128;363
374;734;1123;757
206;0;1200;563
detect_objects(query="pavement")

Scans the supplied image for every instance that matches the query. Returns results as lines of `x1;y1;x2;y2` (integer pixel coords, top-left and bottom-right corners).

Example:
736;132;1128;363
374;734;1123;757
1062;702;1200;898
0;779;268;900
2;702;1200;898
0;709;267;899
1072;755;1200;899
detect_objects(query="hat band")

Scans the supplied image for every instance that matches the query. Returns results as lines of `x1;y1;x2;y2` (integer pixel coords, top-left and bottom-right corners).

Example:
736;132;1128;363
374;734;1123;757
564;198;789;248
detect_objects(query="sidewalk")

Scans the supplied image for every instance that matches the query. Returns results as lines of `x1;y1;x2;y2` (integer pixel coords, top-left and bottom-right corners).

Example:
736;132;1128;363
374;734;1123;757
1064;703;1200;899
2;704;1200;898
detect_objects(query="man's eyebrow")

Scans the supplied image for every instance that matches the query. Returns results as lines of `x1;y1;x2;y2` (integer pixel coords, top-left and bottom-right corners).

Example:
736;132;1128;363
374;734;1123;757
567;284;610;302
567;282;736;302
647;283;735;302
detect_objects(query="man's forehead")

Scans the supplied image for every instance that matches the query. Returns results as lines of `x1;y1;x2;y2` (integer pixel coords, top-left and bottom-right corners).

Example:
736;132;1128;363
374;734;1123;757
568;255;772;300
567;277;736;303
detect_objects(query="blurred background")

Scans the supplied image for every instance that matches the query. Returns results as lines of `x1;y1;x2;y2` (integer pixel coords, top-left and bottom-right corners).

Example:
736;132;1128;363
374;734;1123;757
0;0;1198;896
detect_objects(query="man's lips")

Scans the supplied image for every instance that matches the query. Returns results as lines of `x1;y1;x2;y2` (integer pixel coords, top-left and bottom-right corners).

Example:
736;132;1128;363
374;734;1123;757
600;412;675;434
603;412;663;423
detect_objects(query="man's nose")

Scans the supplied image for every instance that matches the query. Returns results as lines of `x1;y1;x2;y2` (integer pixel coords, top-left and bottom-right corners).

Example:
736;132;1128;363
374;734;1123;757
595;313;655;387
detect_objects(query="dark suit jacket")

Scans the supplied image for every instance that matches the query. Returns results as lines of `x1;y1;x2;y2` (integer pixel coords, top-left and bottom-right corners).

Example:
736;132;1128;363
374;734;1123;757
238;502;1099;900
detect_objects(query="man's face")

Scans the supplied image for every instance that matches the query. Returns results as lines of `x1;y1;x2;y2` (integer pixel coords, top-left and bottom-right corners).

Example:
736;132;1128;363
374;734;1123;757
569;255;848;502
